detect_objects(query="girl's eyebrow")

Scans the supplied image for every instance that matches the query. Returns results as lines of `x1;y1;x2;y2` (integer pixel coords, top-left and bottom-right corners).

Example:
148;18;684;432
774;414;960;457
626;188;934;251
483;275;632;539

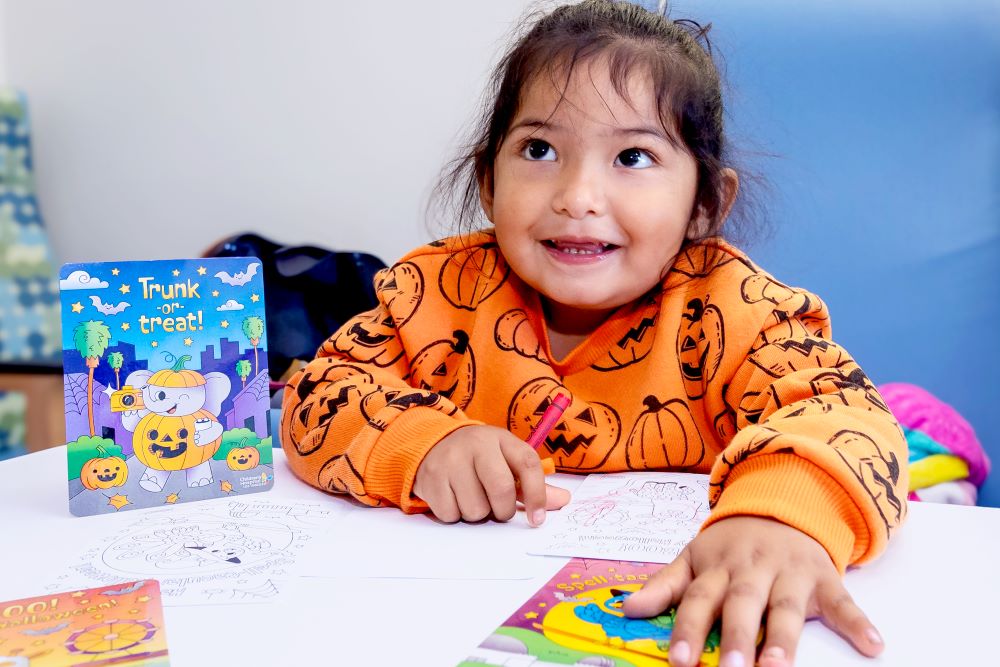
509;118;669;143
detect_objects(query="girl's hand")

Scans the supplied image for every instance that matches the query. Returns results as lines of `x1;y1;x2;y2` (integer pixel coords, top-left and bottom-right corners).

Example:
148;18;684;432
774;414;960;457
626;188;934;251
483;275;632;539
413;425;571;526
621;516;883;667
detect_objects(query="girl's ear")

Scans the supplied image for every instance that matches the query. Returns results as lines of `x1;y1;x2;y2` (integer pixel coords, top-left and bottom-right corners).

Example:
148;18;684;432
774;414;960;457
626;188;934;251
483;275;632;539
478;173;495;223
686;168;739;239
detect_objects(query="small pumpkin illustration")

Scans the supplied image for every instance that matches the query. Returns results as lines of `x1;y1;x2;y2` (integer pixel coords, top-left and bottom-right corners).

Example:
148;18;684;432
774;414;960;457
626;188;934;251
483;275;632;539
227;440;261;471
625;395;706;470
375;261;424;327
330;309;405;367
507;378;621;471
677;297;724;400
409;330;476;409
740;274;813;322
147;354;206;388
80;446;129;490
494;309;544;361
438;242;510;310
134;408;222;472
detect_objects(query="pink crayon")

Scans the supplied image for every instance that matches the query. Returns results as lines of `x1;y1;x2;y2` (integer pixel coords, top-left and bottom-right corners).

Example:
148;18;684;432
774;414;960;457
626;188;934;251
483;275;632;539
526;393;570;475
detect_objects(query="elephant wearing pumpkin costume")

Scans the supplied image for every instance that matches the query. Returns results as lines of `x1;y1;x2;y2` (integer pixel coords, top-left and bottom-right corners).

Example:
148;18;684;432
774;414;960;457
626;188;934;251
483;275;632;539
120;355;232;492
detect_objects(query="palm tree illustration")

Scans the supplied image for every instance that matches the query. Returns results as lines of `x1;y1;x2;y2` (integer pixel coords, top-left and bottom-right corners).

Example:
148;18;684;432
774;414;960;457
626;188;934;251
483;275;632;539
108;352;124;389
73;321;112;437
236;359;252;387
242;316;264;377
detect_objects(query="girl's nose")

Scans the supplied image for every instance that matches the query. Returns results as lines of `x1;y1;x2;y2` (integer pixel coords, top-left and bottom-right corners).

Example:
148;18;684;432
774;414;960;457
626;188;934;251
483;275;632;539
552;161;605;219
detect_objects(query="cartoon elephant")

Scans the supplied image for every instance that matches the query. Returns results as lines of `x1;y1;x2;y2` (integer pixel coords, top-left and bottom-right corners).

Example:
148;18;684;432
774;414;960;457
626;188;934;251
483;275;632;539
120;355;231;492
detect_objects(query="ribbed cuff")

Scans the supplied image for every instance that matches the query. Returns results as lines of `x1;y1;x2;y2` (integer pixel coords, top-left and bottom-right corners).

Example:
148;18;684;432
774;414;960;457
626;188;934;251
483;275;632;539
703;453;869;573
365;407;481;514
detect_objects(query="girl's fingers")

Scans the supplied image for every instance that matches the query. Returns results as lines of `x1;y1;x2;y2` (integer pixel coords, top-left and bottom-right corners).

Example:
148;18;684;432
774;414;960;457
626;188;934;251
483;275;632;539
450;471;494;523
419;475;461;523
816;580;884;658
665;568;729;667
474;448;518;521
718;574;771;667
544;483;571;510
621;549;693;619
499;439;547;526
758;575;811;667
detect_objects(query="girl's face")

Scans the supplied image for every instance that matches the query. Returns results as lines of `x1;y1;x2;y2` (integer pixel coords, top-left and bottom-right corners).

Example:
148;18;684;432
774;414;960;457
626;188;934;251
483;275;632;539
482;60;713;332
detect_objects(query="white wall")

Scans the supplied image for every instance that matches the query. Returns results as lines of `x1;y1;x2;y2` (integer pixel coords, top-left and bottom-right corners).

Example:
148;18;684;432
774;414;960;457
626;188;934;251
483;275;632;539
2;0;535;265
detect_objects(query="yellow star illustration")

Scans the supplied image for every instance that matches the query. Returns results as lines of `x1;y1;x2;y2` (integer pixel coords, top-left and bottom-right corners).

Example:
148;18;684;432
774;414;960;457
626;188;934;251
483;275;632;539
111;268;120;276
250;293;260;303
129;608;140;614
164;493;180;504
197;266;207;276
212;290;220;297
220;320;229;328
570;573;581;579
172;269;180;277
151;341;158;348
538;602;547;607
71;302;84;313
183;337;193;346
119;284;131;294
71;591;86;598
78;599;90;605
220;480;234;494
93;613;104;620
524;611;539;619
137;595;151;603
121;322;130;332
107;494;131;510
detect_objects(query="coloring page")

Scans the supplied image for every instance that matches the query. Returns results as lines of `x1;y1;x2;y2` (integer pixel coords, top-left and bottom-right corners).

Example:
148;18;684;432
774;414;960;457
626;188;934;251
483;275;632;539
529;472;710;563
46;497;348;606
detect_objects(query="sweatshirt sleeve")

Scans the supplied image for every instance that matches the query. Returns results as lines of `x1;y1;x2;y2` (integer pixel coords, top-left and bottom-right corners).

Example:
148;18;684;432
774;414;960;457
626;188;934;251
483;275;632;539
702;290;908;572
280;270;481;512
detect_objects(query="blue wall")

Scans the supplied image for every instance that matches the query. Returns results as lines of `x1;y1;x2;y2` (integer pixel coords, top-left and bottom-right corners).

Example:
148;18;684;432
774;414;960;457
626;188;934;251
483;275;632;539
694;1;1000;504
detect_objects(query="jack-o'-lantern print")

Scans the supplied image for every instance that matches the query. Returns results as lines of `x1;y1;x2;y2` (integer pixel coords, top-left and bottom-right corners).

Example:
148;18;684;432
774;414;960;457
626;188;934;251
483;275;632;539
375;261;424;327
507;378;621;470
134;409;220;472
591;311;657;372
330;309;405;368
286;362;375;456
748;337;850;379
409;330;476;409
494;309;545;361
438;242;510;310
829;429;905;536
741;274;812;321
709;427;783;504
808;367;890;413
80;447;129;490
625;395;706;470
366;390;460;432
677;298;724;400
227;442;261;471
317;451;374;501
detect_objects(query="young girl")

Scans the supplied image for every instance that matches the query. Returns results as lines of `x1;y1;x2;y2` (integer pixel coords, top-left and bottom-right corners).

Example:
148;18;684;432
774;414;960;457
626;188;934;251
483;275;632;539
282;2;906;666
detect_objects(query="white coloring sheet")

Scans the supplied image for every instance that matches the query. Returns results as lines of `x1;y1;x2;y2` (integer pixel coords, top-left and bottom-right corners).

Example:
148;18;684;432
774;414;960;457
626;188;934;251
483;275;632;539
47;497;349;606
530;472;710;563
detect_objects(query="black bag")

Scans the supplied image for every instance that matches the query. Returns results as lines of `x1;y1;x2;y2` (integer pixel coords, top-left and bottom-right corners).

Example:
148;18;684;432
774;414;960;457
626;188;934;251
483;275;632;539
203;233;386;381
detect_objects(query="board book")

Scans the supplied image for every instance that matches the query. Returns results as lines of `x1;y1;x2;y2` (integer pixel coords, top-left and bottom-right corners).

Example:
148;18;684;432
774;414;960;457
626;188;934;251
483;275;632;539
0;580;169;666
59;258;273;516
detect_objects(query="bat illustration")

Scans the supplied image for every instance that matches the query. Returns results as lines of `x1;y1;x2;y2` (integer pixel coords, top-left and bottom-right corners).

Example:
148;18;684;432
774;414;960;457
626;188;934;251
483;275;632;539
101;581;146;596
21;621;70;635
89;295;130;315
214;262;261;286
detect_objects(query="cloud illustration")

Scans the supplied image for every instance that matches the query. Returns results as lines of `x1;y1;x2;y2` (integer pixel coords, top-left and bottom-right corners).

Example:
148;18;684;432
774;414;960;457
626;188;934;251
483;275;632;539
217;299;245;311
60;270;109;290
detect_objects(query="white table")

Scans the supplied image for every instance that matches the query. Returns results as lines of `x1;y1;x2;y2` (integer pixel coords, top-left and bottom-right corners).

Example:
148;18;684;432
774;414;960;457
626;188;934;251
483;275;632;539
2;447;997;666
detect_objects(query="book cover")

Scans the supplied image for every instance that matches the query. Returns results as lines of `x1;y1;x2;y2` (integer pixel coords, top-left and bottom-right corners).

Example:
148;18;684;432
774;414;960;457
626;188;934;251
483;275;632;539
0;579;169;666
59;258;274;516
461;558;727;667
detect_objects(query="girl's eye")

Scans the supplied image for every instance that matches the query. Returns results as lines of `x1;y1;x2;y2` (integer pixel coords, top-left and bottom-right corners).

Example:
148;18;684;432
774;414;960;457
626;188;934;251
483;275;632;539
522;139;556;161
615;148;654;169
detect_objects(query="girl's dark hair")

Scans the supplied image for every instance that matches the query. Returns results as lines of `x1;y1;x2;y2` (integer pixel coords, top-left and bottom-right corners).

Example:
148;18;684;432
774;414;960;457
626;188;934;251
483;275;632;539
430;0;756;243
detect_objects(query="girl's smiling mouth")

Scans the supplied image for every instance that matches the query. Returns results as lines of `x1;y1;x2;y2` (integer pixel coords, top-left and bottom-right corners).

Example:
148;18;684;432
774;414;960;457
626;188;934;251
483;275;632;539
542;238;620;262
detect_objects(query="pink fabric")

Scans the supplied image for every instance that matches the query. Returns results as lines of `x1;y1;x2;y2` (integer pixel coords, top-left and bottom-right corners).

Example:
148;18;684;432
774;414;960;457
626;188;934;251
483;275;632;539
880;382;990;486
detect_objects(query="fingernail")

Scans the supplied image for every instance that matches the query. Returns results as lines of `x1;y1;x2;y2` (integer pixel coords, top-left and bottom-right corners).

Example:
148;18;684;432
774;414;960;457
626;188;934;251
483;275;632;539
760;646;787;665
865;627;883;645
669;640;690;665
531;509;545;526
721;651;745;667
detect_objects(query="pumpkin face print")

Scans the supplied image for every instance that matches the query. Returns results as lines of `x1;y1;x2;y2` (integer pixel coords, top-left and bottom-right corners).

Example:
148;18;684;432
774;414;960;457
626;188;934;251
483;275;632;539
625;395;705;470
829;429;905;536
592;313;657;372
438;242;509;310
366;390;459;432
409;330;476;409
134;409;222;471
375;262;424;327
677;298;724;400
494;309;545;361
80;450;129;490
227;445;261;471
507;378;621;471
330;309;405;367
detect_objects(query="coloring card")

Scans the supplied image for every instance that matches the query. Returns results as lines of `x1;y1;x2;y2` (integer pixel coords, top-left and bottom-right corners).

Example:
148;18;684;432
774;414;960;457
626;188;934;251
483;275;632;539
529;472;710;563
0;579;169;666
461;558;732;667
59;258;273;516
47;498;345;607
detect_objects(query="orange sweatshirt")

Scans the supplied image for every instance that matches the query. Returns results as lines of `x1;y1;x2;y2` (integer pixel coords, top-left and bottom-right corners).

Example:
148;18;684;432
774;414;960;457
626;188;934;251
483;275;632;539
281;231;907;572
